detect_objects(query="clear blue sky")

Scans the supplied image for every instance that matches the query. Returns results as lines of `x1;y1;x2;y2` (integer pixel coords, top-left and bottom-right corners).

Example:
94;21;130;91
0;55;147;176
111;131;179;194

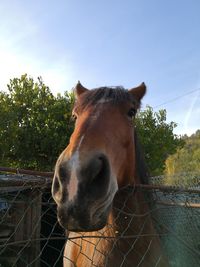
0;0;200;135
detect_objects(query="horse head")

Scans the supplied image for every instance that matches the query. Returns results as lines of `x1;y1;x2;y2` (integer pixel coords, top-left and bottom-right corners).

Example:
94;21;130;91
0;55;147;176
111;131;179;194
52;82;146;232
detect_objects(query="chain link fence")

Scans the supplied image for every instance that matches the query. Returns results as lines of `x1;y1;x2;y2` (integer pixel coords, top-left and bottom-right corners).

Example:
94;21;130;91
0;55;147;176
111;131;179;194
0;173;199;267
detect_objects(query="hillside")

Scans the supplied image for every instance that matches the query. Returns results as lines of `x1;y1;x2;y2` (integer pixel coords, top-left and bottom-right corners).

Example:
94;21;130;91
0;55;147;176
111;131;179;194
165;130;200;186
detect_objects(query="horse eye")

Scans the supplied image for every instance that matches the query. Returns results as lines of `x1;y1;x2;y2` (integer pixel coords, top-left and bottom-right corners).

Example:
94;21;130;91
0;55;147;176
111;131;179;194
127;108;136;118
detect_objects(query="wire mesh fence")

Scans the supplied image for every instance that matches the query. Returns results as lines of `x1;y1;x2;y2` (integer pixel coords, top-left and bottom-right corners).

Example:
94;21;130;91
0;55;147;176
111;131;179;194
0;173;200;267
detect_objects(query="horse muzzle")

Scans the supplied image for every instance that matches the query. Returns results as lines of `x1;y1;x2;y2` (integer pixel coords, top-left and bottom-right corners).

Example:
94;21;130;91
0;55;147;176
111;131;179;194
57;204;109;232
52;152;117;231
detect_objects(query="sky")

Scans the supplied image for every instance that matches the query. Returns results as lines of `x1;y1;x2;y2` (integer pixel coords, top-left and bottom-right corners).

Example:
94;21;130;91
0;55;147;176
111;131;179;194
0;0;200;136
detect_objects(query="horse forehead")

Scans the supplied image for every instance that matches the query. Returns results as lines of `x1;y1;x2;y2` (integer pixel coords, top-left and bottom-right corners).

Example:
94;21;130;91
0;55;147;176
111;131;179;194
78;106;116;136
69;102;128;153
74;104;128;146
81;102;125;120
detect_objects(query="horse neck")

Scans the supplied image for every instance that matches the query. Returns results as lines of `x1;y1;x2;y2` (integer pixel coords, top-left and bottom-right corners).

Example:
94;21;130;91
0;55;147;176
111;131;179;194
64;217;116;267
64;191;167;267
107;187;168;267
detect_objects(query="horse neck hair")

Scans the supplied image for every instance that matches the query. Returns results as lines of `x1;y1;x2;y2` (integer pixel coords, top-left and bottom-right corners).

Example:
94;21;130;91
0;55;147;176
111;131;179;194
134;129;149;185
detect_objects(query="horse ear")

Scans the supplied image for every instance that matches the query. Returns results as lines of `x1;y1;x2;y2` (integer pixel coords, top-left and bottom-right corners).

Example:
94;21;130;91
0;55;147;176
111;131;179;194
128;82;146;101
75;81;88;98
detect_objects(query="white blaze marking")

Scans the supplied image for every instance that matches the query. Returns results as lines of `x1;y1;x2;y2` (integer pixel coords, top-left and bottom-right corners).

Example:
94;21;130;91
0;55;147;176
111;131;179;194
97;98;111;104
68;165;78;202
68;136;84;201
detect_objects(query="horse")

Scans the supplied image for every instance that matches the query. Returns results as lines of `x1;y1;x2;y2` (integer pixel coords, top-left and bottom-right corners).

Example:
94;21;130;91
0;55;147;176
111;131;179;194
52;82;168;267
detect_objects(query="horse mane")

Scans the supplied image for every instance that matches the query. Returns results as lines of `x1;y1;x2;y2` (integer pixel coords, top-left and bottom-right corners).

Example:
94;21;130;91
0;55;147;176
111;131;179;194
75;86;140;110
134;129;149;185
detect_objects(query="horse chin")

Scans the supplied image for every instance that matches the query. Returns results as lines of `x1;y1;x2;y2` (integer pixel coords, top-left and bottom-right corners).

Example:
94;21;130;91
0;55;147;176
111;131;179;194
58;212;108;232
69;221;107;232
59;221;107;233
57;199;113;232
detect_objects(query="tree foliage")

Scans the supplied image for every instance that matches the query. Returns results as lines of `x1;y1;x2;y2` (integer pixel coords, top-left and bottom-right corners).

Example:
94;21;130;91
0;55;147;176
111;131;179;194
135;106;184;176
165;130;200;184
0;74;74;170
0;75;184;174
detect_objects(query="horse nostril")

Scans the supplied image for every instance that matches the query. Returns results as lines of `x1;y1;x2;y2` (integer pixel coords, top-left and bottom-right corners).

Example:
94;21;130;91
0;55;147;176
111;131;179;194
52;175;62;203
52;176;60;193
58;163;69;182
52;162;69;204
80;154;109;185
91;157;104;179
88;154;110;186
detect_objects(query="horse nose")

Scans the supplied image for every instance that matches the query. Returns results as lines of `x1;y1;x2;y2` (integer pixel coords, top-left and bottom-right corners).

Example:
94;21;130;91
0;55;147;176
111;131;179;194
52;153;111;231
52;153;110;204
85;155;104;179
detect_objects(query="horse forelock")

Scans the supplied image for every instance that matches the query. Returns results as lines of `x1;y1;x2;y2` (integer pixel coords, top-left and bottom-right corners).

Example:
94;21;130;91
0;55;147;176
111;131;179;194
74;87;140;111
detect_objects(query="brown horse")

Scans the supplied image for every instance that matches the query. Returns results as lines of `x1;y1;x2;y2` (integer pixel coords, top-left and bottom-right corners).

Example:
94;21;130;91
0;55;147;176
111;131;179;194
52;82;168;267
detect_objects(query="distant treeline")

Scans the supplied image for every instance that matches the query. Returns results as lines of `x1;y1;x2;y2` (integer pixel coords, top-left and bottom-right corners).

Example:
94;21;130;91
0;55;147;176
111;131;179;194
165;130;200;185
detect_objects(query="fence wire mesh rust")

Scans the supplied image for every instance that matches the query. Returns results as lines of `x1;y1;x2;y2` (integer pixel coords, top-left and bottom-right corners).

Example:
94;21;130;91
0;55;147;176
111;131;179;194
0;173;199;267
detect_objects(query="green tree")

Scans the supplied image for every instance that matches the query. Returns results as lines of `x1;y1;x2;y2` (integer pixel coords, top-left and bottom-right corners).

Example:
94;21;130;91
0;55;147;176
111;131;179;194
0;74;75;170
135;106;184;176
1;76;183;174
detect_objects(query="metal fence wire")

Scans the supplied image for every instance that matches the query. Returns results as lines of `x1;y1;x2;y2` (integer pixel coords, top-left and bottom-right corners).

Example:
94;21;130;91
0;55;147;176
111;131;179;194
0;173;200;267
